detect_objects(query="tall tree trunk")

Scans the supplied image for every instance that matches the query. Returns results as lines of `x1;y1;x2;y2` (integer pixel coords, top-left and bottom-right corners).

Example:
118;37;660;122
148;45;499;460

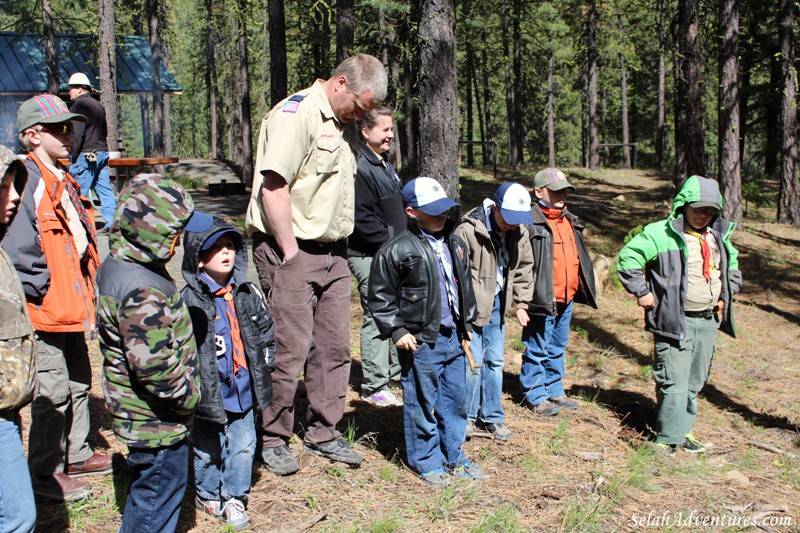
512;0;524;165
765;57;781;178
480;29;492;167
378;7;402;170
236;0;253;184
587;0;600;172
655;0;667;170
618;16;631;169
718;0;743;225
311;2;332;79
547;50;556;167
778;0;800;223
269;0;287;106
674;0;706;189
473;53;485;166
465;40;475;167
336;0;354;64
738;17;756;168
160;0;172;156
601;88;609;162
399;9;417;176
205;0;222;159
98;0;120;151
501;0;519;170
140;95;152;156
418;0;459;203
148;0;164;157
42;0;59;94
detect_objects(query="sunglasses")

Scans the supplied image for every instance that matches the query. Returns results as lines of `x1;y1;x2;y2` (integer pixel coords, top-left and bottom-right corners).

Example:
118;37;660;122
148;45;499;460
41;123;73;135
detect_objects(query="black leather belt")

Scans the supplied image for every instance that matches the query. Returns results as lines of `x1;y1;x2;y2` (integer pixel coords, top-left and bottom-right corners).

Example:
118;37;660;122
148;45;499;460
297;239;346;253
685;309;714;319
439;325;454;336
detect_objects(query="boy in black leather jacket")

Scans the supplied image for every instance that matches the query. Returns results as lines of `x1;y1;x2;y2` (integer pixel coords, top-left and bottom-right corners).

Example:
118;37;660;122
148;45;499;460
368;177;479;488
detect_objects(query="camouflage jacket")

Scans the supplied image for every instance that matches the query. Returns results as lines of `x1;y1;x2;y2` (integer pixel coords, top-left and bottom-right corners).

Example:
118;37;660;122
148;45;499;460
96;174;200;448
0;146;36;414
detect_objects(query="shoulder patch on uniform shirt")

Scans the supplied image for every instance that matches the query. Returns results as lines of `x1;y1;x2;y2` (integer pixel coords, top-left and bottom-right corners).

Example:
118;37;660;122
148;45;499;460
283;94;305;113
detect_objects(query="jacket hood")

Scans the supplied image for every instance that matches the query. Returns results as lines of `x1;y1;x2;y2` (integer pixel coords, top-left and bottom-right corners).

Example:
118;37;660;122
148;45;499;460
110;173;197;265
181;218;247;293
0;145;27;236
670;175;723;219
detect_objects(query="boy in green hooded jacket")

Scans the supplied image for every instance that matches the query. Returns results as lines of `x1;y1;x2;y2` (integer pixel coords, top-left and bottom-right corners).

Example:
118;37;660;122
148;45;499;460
617;175;742;456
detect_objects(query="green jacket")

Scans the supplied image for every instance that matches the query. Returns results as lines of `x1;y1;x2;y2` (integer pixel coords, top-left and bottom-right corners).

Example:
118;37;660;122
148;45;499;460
96;174;200;448
616;176;742;340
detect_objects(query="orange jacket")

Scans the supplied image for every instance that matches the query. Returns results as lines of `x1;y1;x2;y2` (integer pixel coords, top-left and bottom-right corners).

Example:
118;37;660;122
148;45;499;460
542;206;580;304
2;153;98;332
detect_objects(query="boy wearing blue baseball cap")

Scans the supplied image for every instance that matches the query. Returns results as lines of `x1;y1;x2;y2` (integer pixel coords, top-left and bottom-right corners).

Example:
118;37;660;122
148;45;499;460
368;177;481;488
454;182;534;442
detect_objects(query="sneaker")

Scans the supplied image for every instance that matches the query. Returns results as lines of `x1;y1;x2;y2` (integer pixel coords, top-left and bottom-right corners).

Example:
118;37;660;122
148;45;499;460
361;389;403;407
195;496;223;519
221;498;250;531
484;422;511;442
451;460;486;481
31;473;91;502
524;400;561;417
465;420;476;439
682;433;706;454
550;395;579;410
261;444;299;476
303;438;363;466
420;467;451;488
653;442;678;458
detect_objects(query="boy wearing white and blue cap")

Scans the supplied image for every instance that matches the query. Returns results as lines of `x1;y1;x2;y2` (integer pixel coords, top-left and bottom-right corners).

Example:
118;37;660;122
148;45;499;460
454;182;534;442
368;177;481;488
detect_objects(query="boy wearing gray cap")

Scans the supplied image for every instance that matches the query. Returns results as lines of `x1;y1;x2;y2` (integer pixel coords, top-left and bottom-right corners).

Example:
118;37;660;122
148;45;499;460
617;175;741;457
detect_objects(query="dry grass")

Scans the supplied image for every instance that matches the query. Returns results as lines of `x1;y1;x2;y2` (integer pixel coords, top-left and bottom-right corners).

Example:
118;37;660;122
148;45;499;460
23;167;800;532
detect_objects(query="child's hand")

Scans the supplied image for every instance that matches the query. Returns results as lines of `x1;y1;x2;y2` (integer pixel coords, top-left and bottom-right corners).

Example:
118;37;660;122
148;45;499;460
714;300;724;316
516;309;530;327
637;293;655;309
396;334;417;351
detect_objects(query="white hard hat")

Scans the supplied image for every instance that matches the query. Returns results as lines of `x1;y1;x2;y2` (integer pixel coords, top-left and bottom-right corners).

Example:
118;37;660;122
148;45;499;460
68;72;93;89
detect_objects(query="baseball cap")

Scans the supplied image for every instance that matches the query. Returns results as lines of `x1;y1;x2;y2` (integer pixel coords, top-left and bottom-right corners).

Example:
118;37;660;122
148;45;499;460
402;177;459;216
533;168;575;191
184;210;214;232
493;182;533;225
688;200;721;210
16;94;86;133
200;228;243;252
68;72;93;89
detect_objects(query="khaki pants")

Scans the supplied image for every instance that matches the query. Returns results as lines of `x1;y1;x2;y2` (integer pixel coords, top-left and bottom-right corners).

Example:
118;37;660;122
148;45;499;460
253;234;351;447
28;331;93;475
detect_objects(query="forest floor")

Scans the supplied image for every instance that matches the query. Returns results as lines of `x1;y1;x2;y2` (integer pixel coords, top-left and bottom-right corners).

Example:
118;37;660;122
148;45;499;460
24;167;800;532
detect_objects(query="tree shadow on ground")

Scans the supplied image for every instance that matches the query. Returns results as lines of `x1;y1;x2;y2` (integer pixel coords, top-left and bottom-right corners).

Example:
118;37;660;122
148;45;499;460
701;384;799;433
570;316;651;366
570;384;657;439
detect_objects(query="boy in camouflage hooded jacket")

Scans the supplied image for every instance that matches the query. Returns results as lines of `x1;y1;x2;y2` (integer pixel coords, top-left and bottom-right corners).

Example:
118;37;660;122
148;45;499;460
96;173;212;533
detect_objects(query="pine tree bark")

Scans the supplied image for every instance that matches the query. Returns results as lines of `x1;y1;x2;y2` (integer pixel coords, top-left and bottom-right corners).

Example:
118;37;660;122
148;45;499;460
718;0;743;225
98;0;120;151
587;0;600;172
674;0;706;189
235;0;253;184
512;0;524;165
205;0;222;159
501;0;519;170
480;29;492;167
336;0;354;64
778;0;800;224
148;0;164;157
399;8;418;176
618;16;631;169
42;0;59;94
655;0;667;170
418;0;459;204
268;0;287;107
547;50;556;167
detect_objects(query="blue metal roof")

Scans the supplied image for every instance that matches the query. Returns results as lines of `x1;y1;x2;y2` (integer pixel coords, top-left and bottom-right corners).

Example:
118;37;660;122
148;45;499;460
0;32;182;94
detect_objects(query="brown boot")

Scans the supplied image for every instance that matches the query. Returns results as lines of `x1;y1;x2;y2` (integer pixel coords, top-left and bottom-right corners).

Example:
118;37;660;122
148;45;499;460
31;473;92;502
66;453;114;477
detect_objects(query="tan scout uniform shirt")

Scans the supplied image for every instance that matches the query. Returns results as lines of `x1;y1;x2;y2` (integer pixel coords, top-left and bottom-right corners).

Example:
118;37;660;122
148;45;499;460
246;80;358;242
684;231;721;312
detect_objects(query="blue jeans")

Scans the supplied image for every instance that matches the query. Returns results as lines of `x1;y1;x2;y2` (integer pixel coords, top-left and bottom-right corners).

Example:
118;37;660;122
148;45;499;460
0;417;36;533
520;301;573;406
399;330;469;474
70;151;116;229
121;440;189;533
466;294;506;424
193;409;255;503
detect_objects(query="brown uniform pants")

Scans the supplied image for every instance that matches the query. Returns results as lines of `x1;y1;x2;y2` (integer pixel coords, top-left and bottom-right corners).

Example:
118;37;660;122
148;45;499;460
252;234;351;447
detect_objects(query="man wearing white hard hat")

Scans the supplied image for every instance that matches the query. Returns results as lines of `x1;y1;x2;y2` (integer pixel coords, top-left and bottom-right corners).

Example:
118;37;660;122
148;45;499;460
67;72;115;234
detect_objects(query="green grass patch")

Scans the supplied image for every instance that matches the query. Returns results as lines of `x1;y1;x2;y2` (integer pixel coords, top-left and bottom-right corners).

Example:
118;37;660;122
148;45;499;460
368;515;402;533
470;503;522;532
546;418;571;455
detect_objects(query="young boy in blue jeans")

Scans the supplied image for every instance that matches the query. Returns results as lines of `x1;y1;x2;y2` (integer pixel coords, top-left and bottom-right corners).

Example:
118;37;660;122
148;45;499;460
182;219;274;530
454;182;534;442
369;177;480;488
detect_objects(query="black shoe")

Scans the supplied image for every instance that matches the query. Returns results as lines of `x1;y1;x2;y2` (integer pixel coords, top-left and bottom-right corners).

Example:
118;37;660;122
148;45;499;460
303;438;363;466
550;395;579;410
261;444;299;476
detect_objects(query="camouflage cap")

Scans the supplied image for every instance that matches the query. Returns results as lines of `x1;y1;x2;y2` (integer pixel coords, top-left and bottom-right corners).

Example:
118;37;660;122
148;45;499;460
0;145;27;195
110;173;212;264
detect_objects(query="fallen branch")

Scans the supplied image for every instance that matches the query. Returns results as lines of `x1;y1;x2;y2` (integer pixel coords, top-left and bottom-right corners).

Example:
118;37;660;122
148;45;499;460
747;440;798;459
291;511;327;532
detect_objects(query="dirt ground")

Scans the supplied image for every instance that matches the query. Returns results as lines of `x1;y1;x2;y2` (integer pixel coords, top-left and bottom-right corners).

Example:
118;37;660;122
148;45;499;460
24;168;800;532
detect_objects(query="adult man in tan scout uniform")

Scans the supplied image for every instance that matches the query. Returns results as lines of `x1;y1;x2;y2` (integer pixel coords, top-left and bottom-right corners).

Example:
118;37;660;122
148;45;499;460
246;54;387;476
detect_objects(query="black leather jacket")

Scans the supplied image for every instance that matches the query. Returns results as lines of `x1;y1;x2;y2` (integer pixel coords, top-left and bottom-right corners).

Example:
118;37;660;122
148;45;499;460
526;205;597;315
368;218;477;345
